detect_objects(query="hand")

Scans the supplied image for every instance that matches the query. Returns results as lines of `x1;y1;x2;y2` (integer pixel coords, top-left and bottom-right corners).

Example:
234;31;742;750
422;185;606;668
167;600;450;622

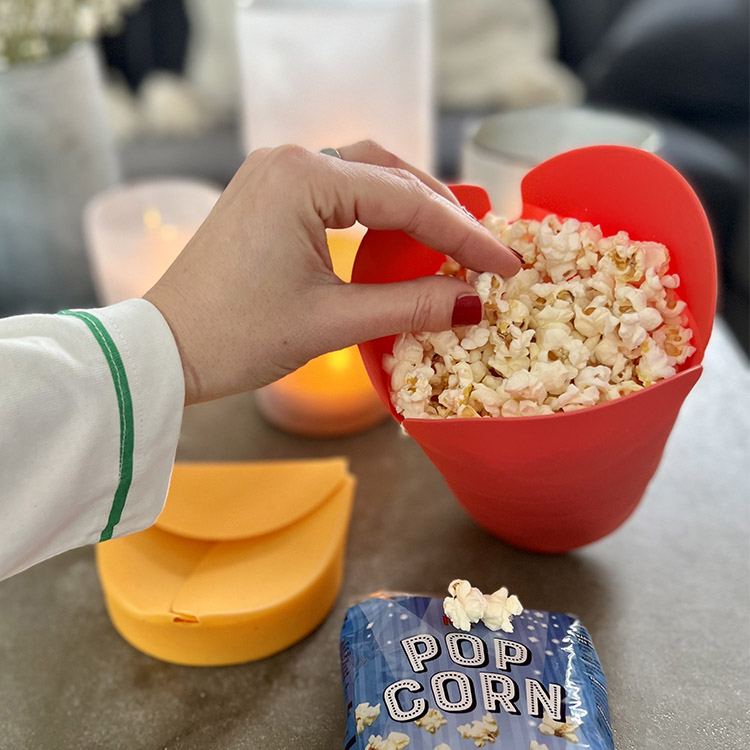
144;141;521;405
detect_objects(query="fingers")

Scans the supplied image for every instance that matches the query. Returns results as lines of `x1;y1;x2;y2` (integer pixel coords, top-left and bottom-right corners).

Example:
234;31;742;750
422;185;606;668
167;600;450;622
336;140;459;206
309;276;483;352
313;154;522;277
240;144;520;278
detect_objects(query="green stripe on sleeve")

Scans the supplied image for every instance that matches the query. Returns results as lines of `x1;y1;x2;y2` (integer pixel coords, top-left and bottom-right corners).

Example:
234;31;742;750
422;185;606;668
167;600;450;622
59;310;135;541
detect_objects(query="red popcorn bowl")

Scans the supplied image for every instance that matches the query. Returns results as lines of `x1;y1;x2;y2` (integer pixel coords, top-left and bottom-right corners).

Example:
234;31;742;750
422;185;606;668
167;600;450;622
352;145;717;553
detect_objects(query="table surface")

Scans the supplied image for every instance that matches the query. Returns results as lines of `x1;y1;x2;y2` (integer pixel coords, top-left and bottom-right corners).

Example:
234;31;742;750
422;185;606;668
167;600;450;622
1;319;748;750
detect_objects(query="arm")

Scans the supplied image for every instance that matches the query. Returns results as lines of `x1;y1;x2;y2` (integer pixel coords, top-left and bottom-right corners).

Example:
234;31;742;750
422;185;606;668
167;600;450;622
0;142;520;580
0;300;183;580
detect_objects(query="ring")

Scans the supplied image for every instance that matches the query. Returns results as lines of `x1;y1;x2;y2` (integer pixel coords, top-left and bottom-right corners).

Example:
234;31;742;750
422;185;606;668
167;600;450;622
320;147;342;159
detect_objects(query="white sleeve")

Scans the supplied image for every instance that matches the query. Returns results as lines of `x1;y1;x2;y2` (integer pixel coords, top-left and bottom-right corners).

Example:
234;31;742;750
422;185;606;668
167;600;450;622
0;299;185;581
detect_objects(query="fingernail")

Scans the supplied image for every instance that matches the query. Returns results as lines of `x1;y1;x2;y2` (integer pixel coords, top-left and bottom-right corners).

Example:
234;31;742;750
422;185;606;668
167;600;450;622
501;242;524;262
452;294;483;327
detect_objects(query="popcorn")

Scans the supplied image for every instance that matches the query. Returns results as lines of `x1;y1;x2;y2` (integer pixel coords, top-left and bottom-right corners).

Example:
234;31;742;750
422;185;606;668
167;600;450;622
365;732;411;750
652;323;696;365
530;360;573;396
482;586;524;633
538;712;581;744
556;384;600;412
573;303;615;339
457;713;500;747
384;337;436;418
389;332;424;367
574;366;612;394
500;399;552;418
469;383;505;417
617;316;648;353
443;580;523;633
461;323;491;351
504;370;547;404
635;339;675;386
443;579;487;631
428;330;465;361
356;702;381;734
414;708;447;734
387;213;694;419
434;745;452;750
530;742;549;750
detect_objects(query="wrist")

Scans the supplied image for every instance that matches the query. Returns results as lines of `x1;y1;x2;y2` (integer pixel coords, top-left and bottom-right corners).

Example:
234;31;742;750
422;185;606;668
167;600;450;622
143;287;202;406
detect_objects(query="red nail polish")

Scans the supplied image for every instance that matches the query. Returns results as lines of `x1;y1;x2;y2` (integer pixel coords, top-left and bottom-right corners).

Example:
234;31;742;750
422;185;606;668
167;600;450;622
452;294;482;327
501;242;524;262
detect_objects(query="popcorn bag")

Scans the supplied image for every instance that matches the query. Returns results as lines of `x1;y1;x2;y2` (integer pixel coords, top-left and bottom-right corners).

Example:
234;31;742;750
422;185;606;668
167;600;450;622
352;146;716;552
340;586;614;749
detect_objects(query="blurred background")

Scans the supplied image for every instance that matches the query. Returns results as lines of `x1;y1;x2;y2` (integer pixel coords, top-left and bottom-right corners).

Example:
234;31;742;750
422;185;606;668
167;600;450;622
1;0;747;352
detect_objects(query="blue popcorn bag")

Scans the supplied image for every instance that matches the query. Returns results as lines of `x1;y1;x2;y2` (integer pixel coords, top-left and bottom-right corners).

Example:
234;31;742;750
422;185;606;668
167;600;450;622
340;592;614;750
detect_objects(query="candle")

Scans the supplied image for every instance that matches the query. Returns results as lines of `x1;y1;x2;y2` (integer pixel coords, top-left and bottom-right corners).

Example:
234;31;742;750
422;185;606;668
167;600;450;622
236;0;434;172
84;179;221;305
255;224;389;437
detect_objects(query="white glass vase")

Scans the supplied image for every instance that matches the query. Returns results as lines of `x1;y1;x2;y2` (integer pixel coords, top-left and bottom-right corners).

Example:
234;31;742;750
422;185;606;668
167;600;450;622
0;42;119;315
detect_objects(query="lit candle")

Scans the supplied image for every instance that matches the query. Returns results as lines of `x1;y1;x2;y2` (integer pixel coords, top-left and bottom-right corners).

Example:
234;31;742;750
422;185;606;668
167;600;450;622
255;224;389;437
84;179;221;305
236;0;433;172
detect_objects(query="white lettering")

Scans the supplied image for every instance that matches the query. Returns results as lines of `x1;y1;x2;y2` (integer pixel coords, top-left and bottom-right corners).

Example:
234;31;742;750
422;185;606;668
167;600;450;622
446;632;487;667
383;679;427;722
431;671;476;713
401;634;440;673
479;672;521;714
494;638;530;671
525;678;565;721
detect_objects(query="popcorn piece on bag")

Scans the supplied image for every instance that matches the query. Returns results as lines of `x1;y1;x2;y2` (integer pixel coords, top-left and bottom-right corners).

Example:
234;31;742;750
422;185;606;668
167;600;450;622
538;712;582;743
457;713;499;747
386;213;695;418
482;586;523;633
443;579;522;634
357;702;382;734
365;732;411;750
341;584;614;749
443;579;488;631
414;708;447;734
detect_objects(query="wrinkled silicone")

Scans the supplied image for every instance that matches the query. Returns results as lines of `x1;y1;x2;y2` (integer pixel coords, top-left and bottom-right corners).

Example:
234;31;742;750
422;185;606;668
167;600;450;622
352;146;716;553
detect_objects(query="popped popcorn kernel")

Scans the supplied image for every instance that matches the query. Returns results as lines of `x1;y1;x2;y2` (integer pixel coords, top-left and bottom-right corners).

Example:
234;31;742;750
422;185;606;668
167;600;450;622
443;579;487;631
356;702;381;734
387;213;694;419
457;713;500;747
443;580;523;633
414;708;448;734
366;731;411;750
483;586;524;633
538;712;581;744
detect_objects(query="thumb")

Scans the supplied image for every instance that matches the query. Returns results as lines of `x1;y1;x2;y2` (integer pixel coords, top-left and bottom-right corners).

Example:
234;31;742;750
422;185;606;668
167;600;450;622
314;275;482;351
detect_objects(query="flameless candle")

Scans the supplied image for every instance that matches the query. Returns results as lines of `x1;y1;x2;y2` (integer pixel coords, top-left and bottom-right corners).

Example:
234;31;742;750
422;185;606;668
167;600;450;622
84;179;221;305
255;224;389;437
236;0;433;172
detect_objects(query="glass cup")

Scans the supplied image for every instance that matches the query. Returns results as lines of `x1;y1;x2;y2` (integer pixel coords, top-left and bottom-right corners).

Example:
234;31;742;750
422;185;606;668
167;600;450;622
84;179;220;305
461;105;662;218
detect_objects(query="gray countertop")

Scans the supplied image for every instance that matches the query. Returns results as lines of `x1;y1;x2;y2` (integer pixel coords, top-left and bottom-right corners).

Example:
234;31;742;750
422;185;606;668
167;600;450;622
0;320;748;750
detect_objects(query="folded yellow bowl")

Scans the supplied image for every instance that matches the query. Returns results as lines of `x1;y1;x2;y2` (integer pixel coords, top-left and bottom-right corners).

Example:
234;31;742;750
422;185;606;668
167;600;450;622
96;458;355;666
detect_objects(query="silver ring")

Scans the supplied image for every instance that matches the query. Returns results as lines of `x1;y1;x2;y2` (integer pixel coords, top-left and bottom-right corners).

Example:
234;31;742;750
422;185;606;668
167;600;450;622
320;147;342;159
